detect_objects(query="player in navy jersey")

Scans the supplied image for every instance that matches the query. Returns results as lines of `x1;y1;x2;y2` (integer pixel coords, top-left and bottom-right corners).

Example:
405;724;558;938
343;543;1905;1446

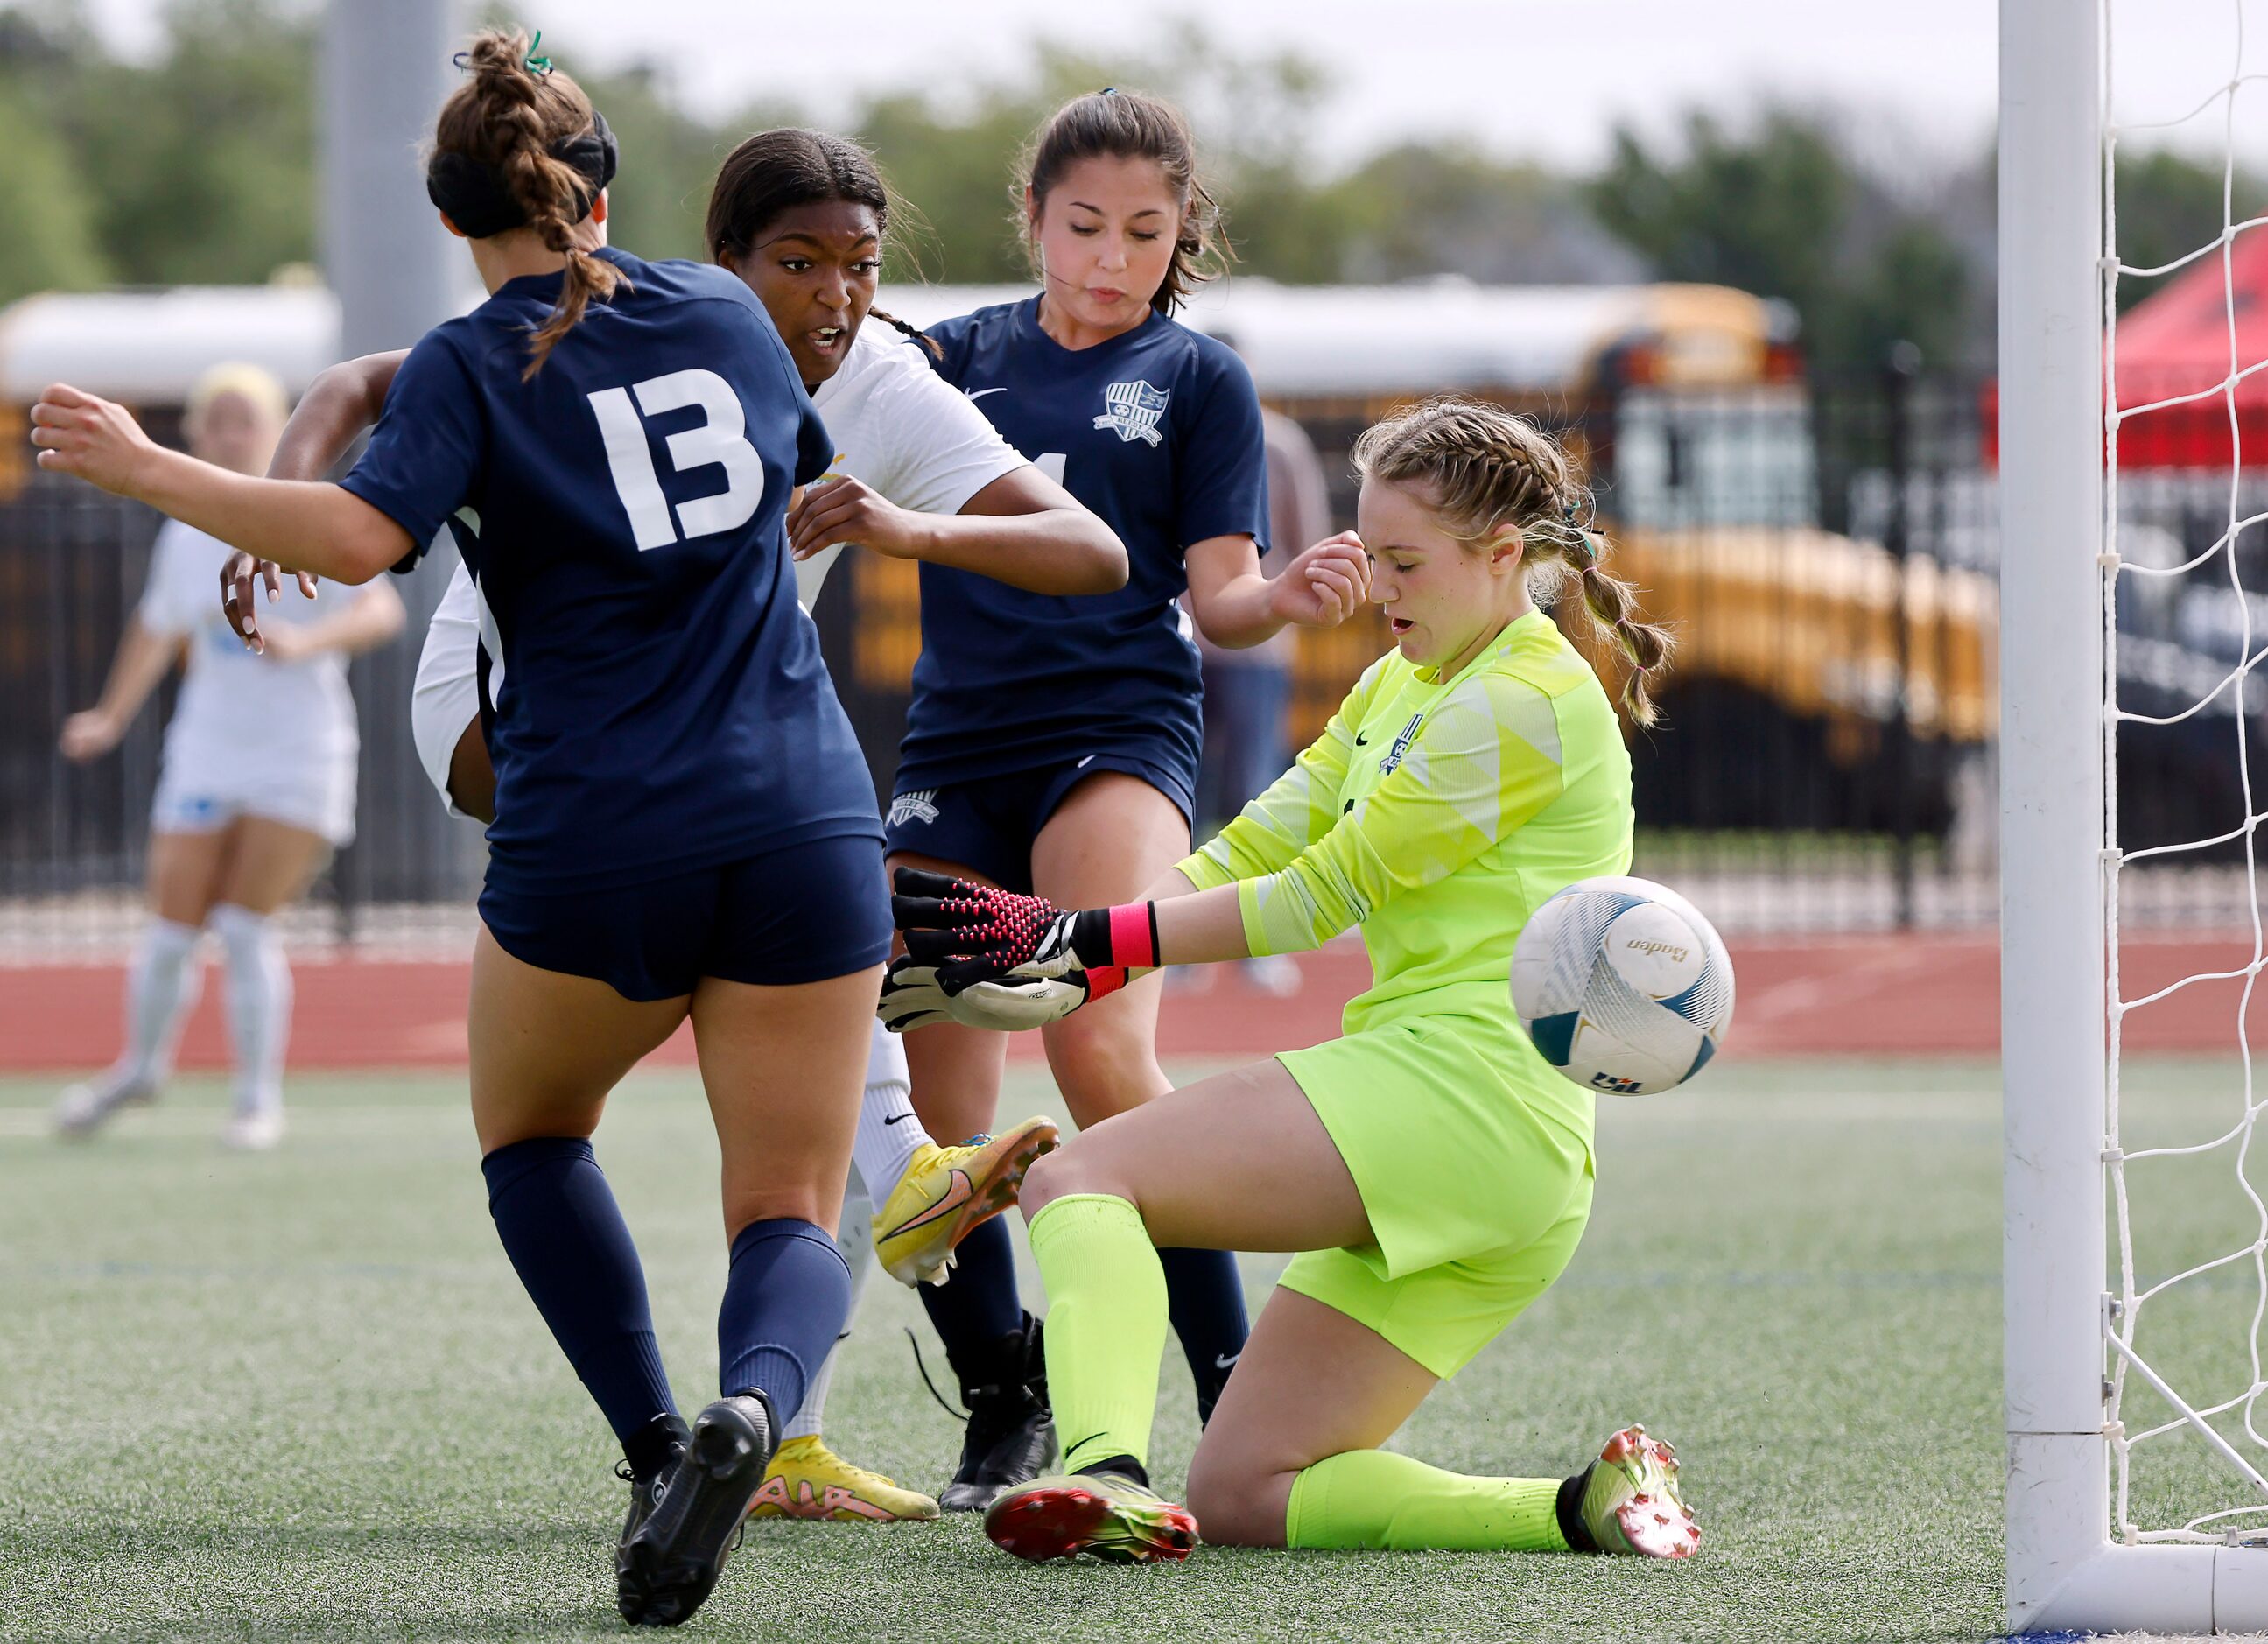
259;126;1123;1527
875;88;1373;1512
32;33;881;1627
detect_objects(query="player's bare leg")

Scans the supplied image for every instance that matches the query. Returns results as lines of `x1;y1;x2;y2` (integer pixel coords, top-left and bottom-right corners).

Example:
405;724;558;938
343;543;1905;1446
883;848;1059;1509
468;930;695;1619
608;965;880;1619
991;1060;1696;1561
1033;771;1250;1425
1030;772;1188;1133
889;851;1013;1146
983;1059;1363;1560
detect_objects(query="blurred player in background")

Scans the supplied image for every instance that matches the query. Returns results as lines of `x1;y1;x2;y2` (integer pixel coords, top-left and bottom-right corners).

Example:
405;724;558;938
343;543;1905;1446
53;362;405;1151
1187;337;1334;998
871;87;1373;1514
889;399;1699;1566
34;34;894;1626
274;125;1124;1525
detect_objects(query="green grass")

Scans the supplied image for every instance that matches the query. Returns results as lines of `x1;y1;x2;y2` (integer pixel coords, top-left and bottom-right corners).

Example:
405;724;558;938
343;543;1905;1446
0;1056;2251;1642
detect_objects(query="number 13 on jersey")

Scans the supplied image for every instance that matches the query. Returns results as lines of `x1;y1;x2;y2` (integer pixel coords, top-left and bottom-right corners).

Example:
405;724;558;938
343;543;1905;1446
589;369;766;551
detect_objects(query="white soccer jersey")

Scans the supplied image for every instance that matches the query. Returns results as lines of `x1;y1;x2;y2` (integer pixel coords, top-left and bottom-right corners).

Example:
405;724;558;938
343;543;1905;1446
411;322;1027;811
137;518;367;843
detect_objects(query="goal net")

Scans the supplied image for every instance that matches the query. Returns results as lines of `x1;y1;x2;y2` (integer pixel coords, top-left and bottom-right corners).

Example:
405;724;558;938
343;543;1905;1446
2005;0;2268;1631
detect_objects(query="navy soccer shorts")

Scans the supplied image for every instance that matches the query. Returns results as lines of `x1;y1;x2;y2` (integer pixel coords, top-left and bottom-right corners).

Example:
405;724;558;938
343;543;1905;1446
881;749;1193;896
478;831;892;1001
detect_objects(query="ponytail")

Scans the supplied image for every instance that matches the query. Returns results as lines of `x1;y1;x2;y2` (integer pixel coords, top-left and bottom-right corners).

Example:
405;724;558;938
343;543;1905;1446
869;307;943;360
429;29;622;378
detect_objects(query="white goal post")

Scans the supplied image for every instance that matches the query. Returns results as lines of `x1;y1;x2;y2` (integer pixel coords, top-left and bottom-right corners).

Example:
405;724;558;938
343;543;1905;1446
2003;0;2268;1631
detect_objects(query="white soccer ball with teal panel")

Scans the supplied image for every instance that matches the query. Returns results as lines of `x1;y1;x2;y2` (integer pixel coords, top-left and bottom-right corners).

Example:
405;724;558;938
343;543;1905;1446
1510;875;1733;1096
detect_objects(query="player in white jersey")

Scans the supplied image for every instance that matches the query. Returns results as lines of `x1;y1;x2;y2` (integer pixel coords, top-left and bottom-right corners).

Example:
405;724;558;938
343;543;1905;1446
268;129;1125;1522
53;363;405;1149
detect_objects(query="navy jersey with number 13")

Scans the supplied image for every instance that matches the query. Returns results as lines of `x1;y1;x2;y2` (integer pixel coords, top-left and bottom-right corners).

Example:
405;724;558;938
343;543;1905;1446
341;246;880;893
899;297;1271;803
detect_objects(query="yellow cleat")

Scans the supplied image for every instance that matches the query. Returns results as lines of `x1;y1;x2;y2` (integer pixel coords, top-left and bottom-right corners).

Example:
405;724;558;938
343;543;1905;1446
872;1118;1060;1287
745;1436;941;1522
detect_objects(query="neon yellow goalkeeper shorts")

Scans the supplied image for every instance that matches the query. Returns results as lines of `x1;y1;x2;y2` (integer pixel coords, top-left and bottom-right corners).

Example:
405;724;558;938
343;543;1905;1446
1274;1015;1594;1380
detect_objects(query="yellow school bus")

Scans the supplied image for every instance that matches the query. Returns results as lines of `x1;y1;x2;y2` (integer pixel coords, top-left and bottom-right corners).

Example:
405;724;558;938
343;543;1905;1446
871;278;1994;771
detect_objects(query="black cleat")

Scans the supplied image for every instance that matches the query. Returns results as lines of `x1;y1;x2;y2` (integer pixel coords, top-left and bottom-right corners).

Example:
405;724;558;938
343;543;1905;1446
617;1391;777;1626
938;1313;1057;1513
614;1423;690;1563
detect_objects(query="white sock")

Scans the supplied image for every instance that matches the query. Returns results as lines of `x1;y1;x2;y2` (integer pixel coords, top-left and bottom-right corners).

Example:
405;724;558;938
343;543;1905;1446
111;917;204;1092
850;1020;930;1204
785;1165;874;1444
209;903;291;1118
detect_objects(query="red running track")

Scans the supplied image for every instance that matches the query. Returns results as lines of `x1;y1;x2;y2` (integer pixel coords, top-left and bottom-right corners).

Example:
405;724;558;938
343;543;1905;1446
2;933;2262;1073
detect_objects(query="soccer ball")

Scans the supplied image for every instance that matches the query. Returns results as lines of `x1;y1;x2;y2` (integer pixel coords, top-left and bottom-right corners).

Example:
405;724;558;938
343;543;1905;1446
1510;875;1734;1097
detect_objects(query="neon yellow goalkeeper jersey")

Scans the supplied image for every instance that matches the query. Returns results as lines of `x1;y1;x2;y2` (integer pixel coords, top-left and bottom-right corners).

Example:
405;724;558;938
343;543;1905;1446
1176;608;1633;1135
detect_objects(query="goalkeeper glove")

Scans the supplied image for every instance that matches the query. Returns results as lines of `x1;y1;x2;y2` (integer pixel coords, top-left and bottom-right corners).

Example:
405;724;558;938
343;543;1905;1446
876;957;1097;1032
889;867;1159;1000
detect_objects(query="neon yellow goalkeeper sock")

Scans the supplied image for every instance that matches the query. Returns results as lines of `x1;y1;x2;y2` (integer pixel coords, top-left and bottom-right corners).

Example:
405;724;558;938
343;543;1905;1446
1286;1448;1571;1552
1027;1193;1169;1474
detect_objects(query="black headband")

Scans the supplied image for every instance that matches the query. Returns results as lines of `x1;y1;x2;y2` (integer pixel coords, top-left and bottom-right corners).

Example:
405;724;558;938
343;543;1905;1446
426;109;617;240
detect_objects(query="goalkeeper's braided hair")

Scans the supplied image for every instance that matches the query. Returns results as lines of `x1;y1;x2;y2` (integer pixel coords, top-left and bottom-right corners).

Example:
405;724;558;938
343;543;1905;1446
1352;395;1675;727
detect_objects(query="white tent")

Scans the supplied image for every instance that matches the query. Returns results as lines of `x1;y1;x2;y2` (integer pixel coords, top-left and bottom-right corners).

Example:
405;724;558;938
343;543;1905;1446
0;285;342;404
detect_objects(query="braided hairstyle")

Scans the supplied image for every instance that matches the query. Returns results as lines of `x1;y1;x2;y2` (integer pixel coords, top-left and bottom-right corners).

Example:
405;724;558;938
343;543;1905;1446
706;128;937;356
1020;89;1226;316
433;29;620;378
1352;396;1675;726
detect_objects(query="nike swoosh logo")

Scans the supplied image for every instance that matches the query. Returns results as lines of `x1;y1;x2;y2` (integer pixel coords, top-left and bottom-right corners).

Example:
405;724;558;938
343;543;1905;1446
884;1111;915;1125
1214;1353;1241;1371
965;387;1007;401
888;1169;973;1238
1354;734;1368;747
1077;755;1097;768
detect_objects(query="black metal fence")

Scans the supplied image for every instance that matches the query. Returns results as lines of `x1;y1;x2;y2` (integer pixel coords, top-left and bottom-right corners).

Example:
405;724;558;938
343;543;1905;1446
4;367;2260;947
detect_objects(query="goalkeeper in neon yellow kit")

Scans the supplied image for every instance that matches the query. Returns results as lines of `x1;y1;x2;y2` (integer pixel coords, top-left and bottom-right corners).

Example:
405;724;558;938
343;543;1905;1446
883;397;1696;1564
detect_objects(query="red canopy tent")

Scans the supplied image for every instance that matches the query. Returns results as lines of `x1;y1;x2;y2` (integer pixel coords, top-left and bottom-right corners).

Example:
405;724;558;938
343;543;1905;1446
1985;227;2268;467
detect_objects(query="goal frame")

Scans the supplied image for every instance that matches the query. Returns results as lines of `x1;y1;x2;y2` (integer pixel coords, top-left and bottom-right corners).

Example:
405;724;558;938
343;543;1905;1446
2002;0;2268;1630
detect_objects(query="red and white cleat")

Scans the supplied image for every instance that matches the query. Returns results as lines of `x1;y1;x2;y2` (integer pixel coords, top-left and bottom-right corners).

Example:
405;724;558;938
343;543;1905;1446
984;1472;1199;1564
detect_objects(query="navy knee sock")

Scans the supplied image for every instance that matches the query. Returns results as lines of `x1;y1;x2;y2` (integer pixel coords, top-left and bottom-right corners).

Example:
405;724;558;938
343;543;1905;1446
481;1136;676;1447
916;1213;1025;1370
1160;1246;1250;1423
717;1218;853;1428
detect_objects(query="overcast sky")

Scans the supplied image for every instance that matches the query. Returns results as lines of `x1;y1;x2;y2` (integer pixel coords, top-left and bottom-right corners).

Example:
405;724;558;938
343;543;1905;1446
68;0;2268;171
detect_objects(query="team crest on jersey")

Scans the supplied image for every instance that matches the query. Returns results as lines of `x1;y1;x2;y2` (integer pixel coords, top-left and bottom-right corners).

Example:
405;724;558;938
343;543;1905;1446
1379;713;1424;776
1093;380;1169;446
888;790;940;827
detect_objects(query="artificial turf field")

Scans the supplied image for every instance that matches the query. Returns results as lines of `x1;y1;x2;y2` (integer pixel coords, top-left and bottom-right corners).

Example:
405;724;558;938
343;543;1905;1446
5;1056;2262;1643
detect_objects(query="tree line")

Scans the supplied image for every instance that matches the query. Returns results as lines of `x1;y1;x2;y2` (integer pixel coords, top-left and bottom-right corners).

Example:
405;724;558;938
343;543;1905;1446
0;1;2249;370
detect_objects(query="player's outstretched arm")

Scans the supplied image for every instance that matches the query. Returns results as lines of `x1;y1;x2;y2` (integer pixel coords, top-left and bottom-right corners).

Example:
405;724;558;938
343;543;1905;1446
32;384;412;588
272;351;406;485
56;616;184;762
785;464;1127;594
223;351;418;626
255;578;408;666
